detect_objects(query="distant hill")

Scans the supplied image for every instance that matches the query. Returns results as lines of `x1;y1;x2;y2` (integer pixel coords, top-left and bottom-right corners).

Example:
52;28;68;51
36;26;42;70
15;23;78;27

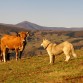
16;21;66;30
16;21;45;30
0;21;83;31
16;21;83;31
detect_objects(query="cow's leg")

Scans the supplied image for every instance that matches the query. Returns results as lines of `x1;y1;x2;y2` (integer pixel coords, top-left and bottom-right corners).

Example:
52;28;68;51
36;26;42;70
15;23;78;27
0;51;3;62
19;51;22;59
15;49;18;61
6;49;10;61
3;51;6;62
1;54;3;62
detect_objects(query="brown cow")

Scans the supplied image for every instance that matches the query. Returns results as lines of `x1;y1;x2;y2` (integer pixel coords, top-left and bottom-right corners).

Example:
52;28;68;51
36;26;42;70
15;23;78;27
0;31;30;62
1;35;25;62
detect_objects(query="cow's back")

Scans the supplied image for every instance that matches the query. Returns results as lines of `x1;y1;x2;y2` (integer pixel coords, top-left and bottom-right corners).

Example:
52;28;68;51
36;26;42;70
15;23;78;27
1;35;23;50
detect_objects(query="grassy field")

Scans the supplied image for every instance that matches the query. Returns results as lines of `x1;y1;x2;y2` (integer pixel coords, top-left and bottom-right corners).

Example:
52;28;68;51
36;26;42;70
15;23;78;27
0;50;83;83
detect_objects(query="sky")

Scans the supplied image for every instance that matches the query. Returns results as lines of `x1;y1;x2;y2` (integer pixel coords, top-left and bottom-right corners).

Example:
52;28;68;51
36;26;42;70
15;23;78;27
0;0;83;28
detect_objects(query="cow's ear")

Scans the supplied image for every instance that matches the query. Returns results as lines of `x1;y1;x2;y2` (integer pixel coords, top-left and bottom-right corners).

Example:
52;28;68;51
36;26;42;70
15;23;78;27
26;32;29;34
17;33;20;37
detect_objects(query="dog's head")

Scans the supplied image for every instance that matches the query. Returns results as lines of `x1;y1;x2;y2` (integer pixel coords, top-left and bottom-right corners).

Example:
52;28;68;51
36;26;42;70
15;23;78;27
41;39;51;49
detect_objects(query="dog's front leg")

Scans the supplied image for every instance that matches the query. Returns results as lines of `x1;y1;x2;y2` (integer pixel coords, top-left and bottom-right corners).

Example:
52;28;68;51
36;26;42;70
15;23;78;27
47;51;53;64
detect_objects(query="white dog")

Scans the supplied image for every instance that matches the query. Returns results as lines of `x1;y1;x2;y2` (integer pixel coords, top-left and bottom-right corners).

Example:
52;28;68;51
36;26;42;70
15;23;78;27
41;39;77;64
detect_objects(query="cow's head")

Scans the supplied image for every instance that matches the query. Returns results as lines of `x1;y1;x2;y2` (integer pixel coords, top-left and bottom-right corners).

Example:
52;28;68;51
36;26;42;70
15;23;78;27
18;31;30;40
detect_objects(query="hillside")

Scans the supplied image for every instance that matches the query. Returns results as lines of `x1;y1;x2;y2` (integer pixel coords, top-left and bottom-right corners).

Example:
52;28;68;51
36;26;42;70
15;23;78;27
16;21;83;31
0;50;83;83
0;21;83;31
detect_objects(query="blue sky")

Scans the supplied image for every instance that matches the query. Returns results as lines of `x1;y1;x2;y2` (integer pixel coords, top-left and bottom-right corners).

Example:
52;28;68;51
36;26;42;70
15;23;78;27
0;0;83;27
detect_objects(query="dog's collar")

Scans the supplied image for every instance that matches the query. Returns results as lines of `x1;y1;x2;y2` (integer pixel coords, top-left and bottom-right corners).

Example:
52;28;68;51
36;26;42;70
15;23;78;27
45;43;51;49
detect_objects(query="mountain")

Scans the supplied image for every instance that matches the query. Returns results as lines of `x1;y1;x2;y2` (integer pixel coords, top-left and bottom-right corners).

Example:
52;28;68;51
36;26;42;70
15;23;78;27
16;21;68;30
16;21;83;31
16;21;45;30
1;21;83;31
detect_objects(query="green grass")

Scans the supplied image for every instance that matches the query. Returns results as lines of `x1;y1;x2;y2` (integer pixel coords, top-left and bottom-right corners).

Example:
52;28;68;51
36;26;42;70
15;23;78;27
0;50;83;83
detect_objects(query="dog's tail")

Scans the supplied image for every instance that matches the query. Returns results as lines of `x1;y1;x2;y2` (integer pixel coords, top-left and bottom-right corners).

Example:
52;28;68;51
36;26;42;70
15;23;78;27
71;44;77;58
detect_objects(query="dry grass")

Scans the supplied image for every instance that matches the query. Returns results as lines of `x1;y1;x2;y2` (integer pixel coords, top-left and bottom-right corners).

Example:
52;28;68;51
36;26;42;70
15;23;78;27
0;50;83;83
